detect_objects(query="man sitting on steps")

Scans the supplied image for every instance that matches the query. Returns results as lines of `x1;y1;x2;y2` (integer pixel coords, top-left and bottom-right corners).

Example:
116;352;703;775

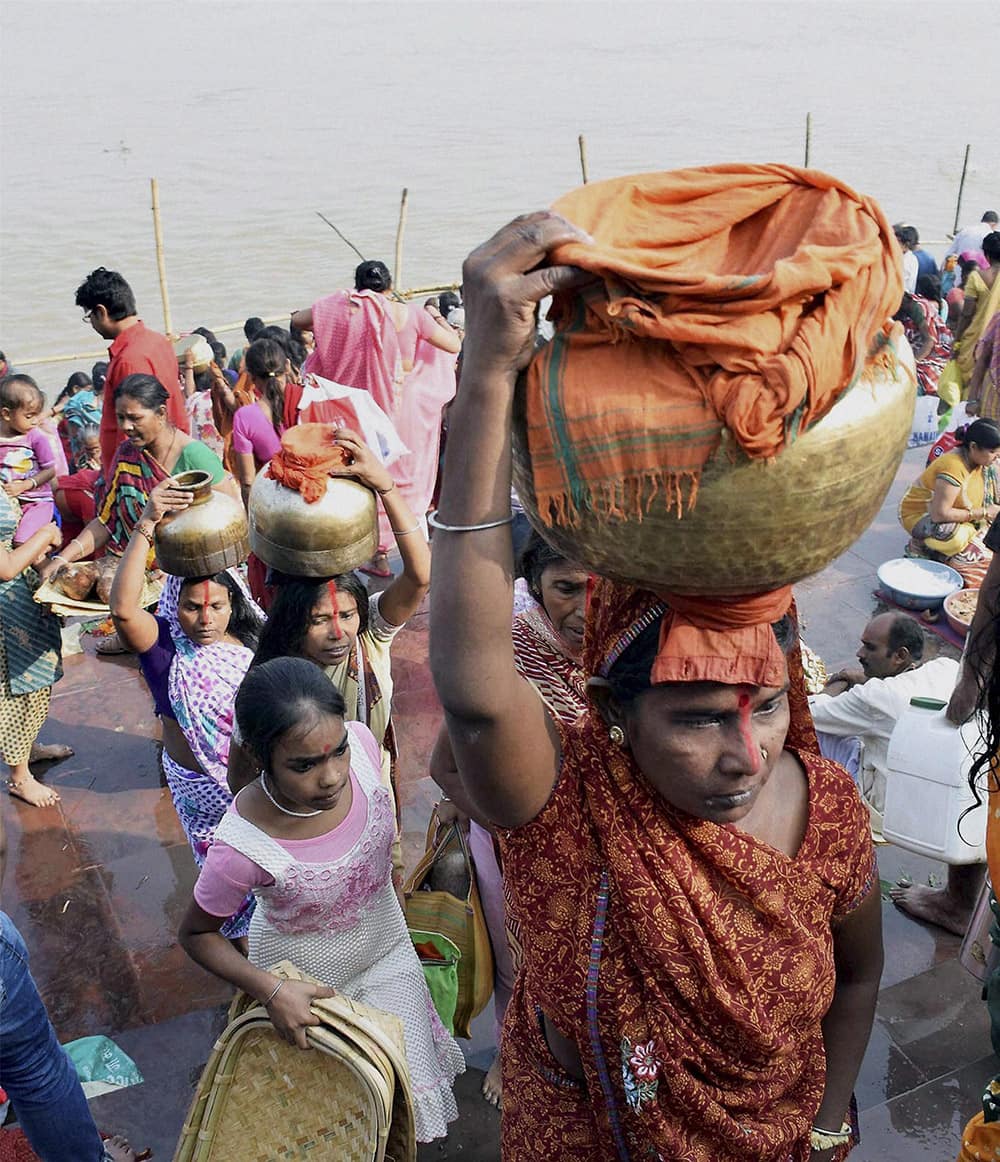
809;612;978;935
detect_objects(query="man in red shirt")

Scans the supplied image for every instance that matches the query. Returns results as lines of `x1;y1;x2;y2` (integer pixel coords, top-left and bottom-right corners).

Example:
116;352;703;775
74;268;188;474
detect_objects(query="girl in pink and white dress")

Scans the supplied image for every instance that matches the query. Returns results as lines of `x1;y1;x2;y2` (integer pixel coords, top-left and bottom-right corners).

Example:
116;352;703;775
179;656;463;1143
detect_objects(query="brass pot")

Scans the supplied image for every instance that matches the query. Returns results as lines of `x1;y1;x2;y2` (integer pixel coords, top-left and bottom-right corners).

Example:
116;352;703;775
248;470;378;577
154;471;250;577
511;345;916;595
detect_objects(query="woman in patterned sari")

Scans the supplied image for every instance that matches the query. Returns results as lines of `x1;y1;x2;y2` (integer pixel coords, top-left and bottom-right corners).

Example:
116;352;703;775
429;213;882;1162
109;476;263;939
0;491;71;807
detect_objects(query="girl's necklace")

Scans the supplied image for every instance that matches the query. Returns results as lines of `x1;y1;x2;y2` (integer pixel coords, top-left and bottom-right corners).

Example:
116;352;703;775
259;771;322;818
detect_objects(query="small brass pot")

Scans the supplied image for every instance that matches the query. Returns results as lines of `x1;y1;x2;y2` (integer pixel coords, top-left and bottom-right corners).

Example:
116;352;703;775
154;471;250;577
248;471;378;577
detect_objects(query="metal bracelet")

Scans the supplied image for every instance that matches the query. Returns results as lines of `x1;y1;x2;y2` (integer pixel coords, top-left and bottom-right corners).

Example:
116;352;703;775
426;509;515;533
262;978;284;1006
390;524;422;536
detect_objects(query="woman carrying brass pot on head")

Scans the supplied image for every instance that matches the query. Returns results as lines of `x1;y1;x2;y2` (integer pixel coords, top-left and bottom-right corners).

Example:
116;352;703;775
428;210;882;1162
109;474;263;940
229;428;431;903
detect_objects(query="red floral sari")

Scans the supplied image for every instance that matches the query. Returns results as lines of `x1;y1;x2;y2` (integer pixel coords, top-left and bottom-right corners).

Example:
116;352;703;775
497;588;873;1162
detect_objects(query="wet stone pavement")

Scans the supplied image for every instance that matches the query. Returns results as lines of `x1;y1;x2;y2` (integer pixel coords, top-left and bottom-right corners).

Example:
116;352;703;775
1;442;991;1159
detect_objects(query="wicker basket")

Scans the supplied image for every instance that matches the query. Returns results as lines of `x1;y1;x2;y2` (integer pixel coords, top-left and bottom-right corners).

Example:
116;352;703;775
512;344;916;595
174;963;415;1162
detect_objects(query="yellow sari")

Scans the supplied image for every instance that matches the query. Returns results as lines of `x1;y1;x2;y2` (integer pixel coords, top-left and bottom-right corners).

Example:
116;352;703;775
957;268;1000;384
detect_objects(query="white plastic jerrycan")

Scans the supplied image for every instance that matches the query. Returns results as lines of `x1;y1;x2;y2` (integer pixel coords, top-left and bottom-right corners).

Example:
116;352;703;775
884;697;987;864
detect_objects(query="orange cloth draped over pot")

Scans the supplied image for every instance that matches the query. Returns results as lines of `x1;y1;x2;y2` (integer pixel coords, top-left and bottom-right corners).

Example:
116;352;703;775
266;423;347;503
525;164;903;523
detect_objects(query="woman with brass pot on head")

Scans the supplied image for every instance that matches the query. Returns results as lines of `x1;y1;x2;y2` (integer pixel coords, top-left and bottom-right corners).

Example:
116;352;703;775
429;212;882;1161
109;475;263;938
899;418;1000;586
229;428;431;898
36;374;238;654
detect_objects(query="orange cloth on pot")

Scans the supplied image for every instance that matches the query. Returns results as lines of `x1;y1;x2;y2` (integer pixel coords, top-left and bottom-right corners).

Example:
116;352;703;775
525;164;903;524
266;423;347;503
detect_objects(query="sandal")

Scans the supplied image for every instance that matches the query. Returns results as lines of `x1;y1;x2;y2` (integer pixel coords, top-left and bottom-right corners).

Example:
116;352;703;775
95;631;130;656
29;741;74;764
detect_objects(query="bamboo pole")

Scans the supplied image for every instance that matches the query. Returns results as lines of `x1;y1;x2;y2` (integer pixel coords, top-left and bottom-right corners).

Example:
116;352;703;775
953;144;971;236
394;187;409;292
578;134;589;184
804;113;811;168
150;178;173;337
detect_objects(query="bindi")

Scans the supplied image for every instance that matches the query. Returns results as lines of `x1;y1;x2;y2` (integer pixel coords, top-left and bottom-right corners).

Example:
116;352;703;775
737;691;760;774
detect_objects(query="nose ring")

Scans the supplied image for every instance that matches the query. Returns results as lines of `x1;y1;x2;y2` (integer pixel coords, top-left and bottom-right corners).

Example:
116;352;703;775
759;746;769;761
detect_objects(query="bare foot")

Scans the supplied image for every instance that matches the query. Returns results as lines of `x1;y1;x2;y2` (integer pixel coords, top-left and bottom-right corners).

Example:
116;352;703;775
889;882;970;936
481;1053;502;1109
7;774;60;808
29;741;74;764
103;1134;136;1162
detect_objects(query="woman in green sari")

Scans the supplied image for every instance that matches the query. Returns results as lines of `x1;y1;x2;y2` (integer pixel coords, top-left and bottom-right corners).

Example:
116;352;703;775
36;374;237;652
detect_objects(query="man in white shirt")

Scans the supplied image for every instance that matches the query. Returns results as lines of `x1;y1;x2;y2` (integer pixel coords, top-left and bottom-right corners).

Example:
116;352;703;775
894;224;920;294
810;613;978;934
945;210;999;262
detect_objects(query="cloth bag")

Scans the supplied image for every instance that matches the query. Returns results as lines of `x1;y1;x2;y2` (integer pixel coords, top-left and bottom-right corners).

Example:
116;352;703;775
409;929;461;1034
404;820;494;1038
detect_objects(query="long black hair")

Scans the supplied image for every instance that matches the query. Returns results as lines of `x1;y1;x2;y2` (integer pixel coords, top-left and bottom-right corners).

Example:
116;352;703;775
235;657;347;771
245;337;287;438
178;573;262;650
253;573;370;666
113;373;169;411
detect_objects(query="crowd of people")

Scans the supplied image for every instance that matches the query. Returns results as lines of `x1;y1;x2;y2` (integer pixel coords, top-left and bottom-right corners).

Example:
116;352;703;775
2;189;1000;1161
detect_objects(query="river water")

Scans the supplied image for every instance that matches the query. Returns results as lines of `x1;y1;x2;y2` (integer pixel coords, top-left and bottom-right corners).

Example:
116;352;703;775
1;0;995;381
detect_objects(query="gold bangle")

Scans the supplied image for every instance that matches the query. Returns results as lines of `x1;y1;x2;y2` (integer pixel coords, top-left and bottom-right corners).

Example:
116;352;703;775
135;523;156;546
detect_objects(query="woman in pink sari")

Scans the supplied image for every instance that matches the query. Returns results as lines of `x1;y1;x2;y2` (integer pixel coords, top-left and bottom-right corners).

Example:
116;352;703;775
292;261;460;574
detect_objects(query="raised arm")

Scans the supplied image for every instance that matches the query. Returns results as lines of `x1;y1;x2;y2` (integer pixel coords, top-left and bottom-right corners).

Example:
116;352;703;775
290;308;313;332
110;477;194;653
329;428;431;627
428;213;591;828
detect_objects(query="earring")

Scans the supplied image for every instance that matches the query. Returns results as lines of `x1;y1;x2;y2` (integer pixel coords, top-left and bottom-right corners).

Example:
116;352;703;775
760;746;769;761
609;725;626;747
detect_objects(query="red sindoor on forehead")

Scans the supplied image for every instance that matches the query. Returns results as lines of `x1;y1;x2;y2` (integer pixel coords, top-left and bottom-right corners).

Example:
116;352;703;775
737;690;761;774
326;579;343;638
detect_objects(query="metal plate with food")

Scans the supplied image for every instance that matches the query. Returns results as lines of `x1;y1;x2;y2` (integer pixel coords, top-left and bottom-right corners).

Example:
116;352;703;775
33;573;163;618
943;587;980;636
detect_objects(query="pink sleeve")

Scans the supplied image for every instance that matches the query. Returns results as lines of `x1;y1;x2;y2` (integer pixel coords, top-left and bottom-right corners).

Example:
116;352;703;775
29;428;55;470
347;720;381;771
231;403;281;459
414;305;439;341
193;830;273;918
